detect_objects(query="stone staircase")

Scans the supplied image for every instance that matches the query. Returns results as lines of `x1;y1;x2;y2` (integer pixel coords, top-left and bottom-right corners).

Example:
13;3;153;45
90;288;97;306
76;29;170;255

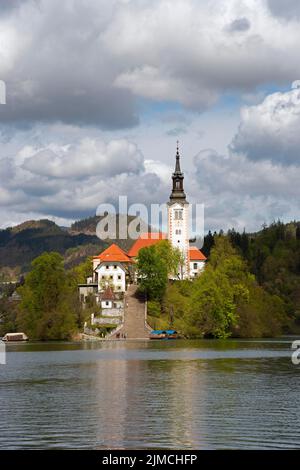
109;285;151;340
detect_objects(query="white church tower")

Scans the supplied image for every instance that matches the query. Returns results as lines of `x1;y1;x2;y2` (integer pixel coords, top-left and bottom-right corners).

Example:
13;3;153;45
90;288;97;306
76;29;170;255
167;144;190;279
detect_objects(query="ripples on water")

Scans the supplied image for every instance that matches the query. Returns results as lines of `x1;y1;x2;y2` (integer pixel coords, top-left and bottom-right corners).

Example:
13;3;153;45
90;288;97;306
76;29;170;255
0;338;299;449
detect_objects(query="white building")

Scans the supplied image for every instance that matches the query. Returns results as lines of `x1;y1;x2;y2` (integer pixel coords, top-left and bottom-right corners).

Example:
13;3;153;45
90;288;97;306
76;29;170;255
79;243;133;306
126;145;207;279
167;144;206;278
189;246;206;277
92;243;133;293
79;146;206;306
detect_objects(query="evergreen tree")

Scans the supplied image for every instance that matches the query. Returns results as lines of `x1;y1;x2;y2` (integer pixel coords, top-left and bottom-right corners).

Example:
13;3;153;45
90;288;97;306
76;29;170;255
202;230;214;257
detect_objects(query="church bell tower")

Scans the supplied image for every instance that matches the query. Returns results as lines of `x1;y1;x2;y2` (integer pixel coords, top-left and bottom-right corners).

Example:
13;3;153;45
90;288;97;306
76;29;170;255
167;143;190;278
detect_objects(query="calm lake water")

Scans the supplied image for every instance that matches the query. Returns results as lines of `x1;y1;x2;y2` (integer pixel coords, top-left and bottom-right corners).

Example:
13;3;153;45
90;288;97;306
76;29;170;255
0;338;299;449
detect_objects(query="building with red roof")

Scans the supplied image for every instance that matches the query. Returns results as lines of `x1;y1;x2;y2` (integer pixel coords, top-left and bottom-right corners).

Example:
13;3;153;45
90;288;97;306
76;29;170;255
127;232;167;258
90;244;134;294
79;145;207;319
93;243;132;267
189;246;207;277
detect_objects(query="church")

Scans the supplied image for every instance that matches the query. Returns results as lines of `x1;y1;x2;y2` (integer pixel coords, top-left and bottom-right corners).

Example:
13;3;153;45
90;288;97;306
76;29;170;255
79;146;206;314
127;144;206;278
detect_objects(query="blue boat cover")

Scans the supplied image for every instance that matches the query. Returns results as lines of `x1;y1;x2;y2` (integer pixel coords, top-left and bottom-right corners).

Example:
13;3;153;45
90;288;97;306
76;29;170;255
151;330;177;334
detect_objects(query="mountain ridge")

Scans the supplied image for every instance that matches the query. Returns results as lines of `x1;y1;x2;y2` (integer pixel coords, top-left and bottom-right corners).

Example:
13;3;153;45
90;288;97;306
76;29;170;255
0;214;149;279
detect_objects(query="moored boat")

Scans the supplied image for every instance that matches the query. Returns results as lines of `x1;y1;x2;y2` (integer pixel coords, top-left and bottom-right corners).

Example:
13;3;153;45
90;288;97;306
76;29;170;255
150;329;178;340
2;332;28;342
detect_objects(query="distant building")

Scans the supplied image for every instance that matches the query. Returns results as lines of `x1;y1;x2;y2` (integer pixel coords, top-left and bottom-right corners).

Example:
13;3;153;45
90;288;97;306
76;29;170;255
92;243;133;293
126;145;206;278
189;246;206;277
167;144;190;278
79;244;134;304
90;286;124;328
127;232;167;259
79;146;207;327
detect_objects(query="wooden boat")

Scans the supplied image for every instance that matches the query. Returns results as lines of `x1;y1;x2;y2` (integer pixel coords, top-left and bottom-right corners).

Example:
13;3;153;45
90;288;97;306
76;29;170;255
2;332;28;342
150;330;178;340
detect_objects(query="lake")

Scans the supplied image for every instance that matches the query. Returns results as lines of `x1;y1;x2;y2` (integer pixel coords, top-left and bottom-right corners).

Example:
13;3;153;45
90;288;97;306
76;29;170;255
0;338;299;449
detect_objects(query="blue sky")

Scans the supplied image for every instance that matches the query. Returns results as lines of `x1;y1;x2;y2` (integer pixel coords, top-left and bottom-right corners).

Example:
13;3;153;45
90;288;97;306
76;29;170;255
0;0;300;232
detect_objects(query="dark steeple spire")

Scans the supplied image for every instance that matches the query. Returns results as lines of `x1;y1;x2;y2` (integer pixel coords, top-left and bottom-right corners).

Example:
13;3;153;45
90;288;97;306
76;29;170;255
175;141;181;173
169;142;187;202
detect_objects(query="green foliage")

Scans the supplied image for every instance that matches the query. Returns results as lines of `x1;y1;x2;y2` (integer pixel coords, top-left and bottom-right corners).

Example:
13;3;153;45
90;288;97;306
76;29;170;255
229;221;300;330
179;238;248;338
233;285;286;338
0;298;18;336
17;252;78;340
155;240;183;278
147;300;162;317
71;257;93;284
137;240;184;301
163;236;288;339
137;244;168;301
6;219;299;341
200;221;300;334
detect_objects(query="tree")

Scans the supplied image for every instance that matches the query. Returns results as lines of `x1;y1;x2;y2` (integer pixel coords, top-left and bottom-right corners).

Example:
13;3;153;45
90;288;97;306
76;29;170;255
17;252;77;340
71;257;92;284
184;238;251;338
137;240;186;300
137;245;168;301
162;236;288;339
188;266;238;338
202;230;214;257
155;240;183;279
0;298;18;337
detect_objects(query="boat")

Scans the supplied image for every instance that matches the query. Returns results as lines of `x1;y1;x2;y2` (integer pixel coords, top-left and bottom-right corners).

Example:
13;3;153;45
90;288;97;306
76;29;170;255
149;329;178;340
2;332;28;342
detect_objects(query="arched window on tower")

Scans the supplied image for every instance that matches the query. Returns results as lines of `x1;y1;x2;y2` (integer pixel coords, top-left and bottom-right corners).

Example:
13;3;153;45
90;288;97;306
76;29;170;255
174;210;183;220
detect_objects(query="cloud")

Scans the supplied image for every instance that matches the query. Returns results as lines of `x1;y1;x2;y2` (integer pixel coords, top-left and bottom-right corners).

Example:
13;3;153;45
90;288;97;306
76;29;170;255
0;123;299;232
106;0;300;107
267;0;300;20
226;17;251;32
191;148;300;230
2;0;300;128
0;0;300;232
166;127;187;136
0;137;168;221
0;0;138;129
0;0;26;16
22;139;144;179
230;86;300;165
114;65;218;110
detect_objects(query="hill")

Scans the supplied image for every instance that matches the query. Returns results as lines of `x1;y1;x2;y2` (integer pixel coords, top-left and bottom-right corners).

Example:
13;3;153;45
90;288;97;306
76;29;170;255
70;214;148;252
203;220;300;332
0;219;105;279
0;214;150;279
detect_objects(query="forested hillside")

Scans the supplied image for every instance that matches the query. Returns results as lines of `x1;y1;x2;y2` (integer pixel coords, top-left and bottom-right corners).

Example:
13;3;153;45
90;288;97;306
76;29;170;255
202;221;300;333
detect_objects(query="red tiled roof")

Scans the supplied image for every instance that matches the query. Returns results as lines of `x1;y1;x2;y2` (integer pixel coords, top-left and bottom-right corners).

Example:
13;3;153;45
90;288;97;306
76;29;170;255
101;286;116;301
93;243;132;263
127;232;167;257
189;246;207;261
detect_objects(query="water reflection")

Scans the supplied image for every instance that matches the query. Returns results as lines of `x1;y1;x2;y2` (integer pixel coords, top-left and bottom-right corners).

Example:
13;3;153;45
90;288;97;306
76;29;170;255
0;339;299;449
88;358;208;449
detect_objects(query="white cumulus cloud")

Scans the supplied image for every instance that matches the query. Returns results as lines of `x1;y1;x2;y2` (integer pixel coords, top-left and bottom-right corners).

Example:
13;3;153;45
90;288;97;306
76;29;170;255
231;86;300;165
